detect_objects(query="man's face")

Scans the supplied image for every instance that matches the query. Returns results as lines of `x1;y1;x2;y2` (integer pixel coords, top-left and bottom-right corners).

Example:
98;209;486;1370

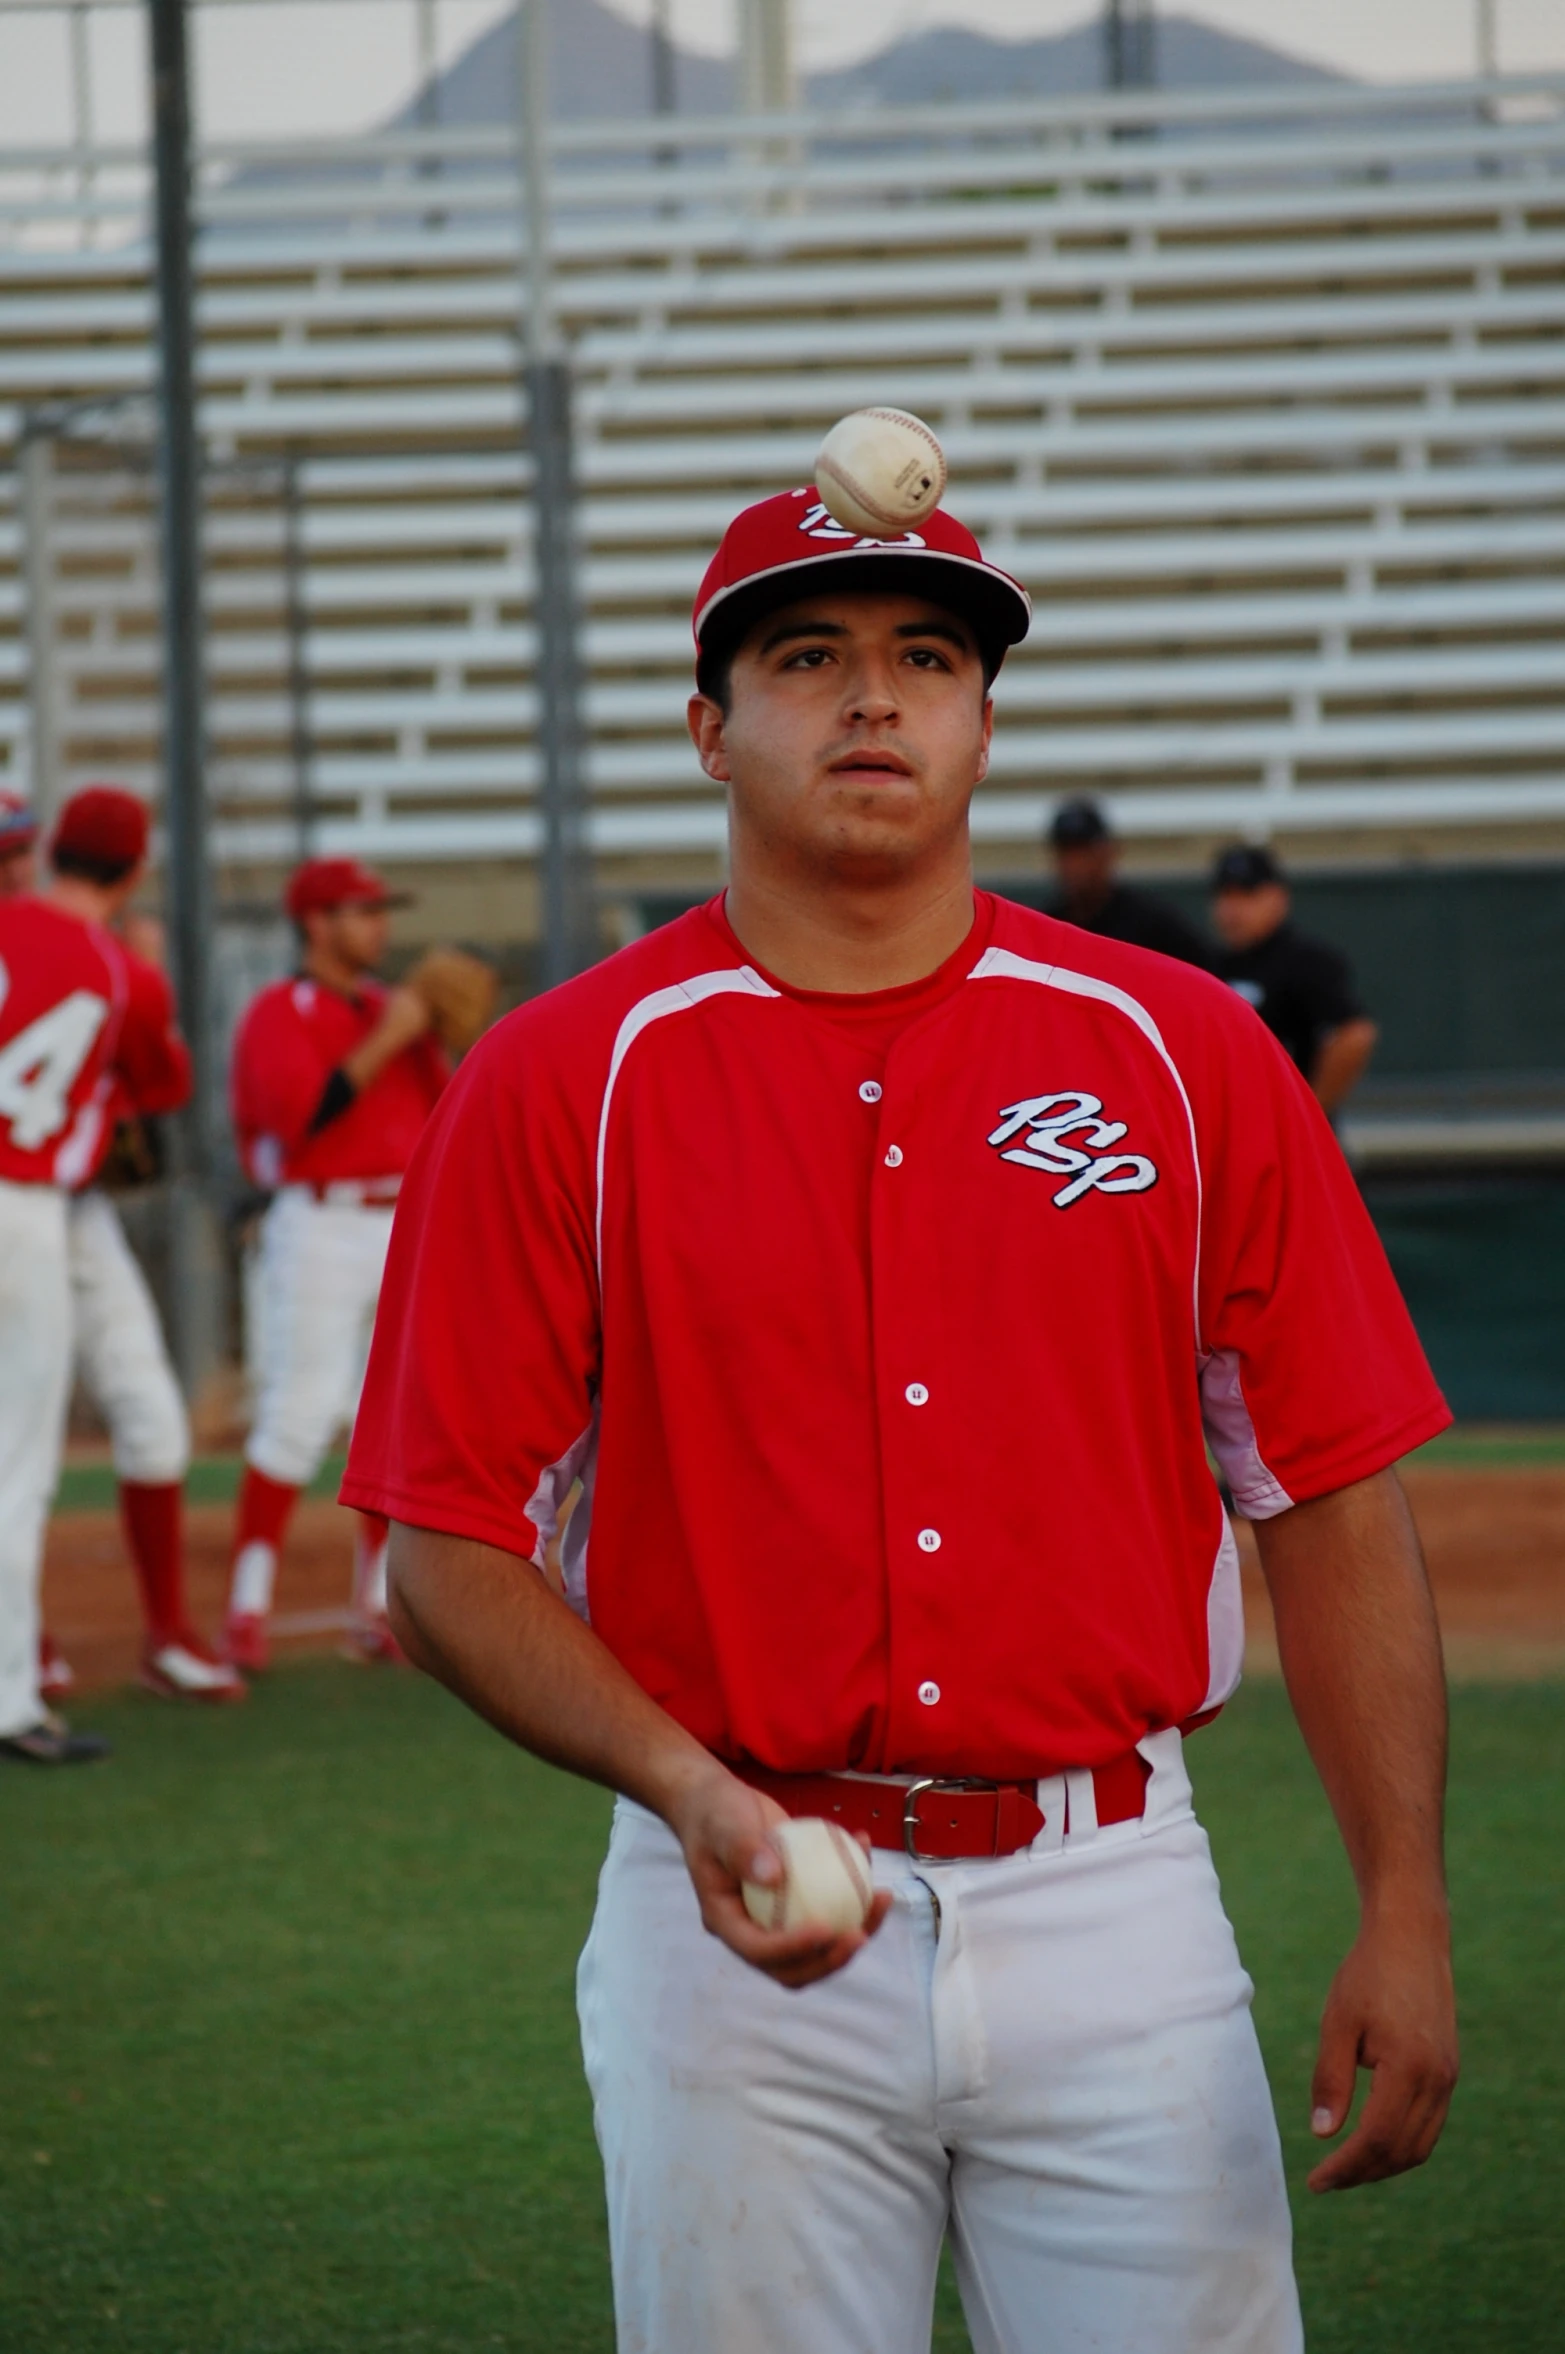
0;842;35;898
1054;839;1117;906
689;591;992;883
310;899;390;973
1212;880;1289;951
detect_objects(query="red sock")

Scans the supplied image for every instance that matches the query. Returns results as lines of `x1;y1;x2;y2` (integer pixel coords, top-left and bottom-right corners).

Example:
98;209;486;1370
119;1481;187;1648
233;1465;300;1555
228;1465;302;1619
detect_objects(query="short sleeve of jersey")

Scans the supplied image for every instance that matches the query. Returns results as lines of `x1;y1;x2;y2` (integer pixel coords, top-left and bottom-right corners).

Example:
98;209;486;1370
1194;1000;1448;1513
231;987;330;1155
1299;938;1365;1032
114;955;192;1118
340;1015;601;1559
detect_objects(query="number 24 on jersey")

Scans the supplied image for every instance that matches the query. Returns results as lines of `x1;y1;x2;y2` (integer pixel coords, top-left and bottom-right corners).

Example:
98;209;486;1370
0;957;110;1152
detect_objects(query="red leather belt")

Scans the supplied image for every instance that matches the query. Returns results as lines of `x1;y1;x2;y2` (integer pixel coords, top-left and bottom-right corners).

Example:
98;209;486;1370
737;1751;1150;1863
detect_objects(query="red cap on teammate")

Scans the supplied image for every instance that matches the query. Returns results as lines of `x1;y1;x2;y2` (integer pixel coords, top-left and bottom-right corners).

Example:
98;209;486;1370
52;784;149;872
692;487;1031;691
284;856;410;920
0;790;37;851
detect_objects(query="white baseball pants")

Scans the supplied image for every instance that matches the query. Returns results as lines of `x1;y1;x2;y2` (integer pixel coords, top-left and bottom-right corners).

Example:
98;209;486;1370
67;1189;189;1485
577;1732;1302;2354
245;1188;394;1487
0;1179;72;1738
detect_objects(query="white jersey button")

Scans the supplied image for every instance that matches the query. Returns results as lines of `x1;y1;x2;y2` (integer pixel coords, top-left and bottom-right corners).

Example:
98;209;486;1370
917;1527;942;1552
858;1080;883;1104
904;1382;929;1406
917;1680;941;1706
884;1144;904;1168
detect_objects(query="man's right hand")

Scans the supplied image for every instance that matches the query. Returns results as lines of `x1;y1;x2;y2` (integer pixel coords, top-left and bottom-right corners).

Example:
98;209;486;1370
343;985;433;1095
388;1524;891;1990
665;1762;892;1990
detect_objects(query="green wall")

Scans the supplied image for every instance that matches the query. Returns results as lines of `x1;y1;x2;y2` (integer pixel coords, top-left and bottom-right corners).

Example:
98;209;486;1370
1147;864;1565;1080
1366;1178;1565;1421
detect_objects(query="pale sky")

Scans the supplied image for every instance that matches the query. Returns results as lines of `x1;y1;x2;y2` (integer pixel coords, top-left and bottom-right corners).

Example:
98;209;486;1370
0;0;1561;147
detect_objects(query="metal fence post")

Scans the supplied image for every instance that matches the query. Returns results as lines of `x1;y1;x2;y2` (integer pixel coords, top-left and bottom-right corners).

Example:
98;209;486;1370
148;0;223;1405
516;0;594;988
18;421;64;827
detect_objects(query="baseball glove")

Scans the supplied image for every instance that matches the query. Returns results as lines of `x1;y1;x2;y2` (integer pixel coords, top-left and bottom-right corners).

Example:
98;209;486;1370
96;1114;166;1192
405;946;500;1056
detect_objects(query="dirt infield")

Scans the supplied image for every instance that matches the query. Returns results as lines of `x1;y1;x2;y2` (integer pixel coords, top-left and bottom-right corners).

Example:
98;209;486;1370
40;1464;1565;1693
42;1496;363;1690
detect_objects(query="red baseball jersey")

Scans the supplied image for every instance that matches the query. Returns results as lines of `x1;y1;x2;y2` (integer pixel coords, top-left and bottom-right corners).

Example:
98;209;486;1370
231;974;447;1189
343;893;1448;1779
0;896;190;1189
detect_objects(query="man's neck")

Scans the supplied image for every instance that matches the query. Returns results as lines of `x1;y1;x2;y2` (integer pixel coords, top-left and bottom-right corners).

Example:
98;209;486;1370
303;945;371;997
46;876;118;928
1063;879;1116;922
723;860;977;994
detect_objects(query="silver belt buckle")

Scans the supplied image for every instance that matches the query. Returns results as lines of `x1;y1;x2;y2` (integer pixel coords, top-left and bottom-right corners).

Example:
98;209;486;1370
902;1775;1001;1863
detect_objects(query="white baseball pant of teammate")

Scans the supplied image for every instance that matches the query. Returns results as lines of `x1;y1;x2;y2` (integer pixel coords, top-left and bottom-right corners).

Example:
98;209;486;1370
68;1189;189;1486
0;1179;72;1739
230;1186;395;1622
578;1732;1301;2354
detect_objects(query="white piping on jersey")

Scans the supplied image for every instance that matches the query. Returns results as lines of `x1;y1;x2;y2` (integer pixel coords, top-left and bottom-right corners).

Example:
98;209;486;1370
595;966;781;1275
1199;1510;1248;1716
1198;1346;1294;1519
966;945;1205;1345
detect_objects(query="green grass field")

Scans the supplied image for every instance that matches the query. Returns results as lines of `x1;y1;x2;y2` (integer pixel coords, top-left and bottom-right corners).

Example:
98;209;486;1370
3;1669;1561;2352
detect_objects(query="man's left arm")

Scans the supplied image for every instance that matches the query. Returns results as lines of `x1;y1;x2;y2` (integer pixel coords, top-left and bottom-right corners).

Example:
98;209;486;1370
1254;1466;1458;2192
1310;1015;1378;1113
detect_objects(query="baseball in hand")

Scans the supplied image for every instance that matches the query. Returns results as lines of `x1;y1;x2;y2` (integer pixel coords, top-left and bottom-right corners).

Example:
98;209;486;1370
815;408;947;535
741;1816;876;1936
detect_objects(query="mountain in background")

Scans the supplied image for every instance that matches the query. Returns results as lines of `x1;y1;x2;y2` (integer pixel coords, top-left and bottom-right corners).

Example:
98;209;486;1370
400;4;1345;129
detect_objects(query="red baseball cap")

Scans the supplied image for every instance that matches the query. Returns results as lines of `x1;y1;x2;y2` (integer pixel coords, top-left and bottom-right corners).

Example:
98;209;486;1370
693;487;1031;686
284;856;410;920
52;784;149;872
0;791;37;852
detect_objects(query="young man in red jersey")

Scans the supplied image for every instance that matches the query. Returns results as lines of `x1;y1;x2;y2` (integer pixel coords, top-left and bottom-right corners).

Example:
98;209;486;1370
224;859;447;1670
344;486;1457;2352
0;786;207;1759
0;795;243;1707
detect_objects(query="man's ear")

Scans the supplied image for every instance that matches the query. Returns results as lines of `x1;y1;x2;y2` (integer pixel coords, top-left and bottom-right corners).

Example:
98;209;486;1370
974;695;994;787
688;693;732;784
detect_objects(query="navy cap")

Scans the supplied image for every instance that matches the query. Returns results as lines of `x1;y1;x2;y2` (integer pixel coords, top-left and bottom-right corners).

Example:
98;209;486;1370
1212;843;1283;892
1048;797;1112;850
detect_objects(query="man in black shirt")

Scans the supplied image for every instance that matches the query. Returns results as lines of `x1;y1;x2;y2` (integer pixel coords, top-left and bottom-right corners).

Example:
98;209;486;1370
1047;798;1212;968
1211;845;1378;1115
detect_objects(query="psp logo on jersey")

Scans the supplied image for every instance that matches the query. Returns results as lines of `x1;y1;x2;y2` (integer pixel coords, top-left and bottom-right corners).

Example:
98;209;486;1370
987;1090;1158;1210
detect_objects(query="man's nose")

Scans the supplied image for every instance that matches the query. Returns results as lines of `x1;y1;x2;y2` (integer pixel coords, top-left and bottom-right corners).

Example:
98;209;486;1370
842;654;899;722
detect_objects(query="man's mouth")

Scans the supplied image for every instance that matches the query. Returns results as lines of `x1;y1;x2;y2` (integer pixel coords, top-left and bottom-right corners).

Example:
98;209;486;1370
828;749;914;779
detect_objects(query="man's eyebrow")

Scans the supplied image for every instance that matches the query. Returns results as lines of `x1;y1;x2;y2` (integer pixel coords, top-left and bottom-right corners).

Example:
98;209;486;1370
894;618;973;653
756;617;850;655
755;615;974;656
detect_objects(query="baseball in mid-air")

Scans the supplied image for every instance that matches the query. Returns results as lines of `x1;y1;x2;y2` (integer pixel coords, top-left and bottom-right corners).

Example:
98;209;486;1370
741;1816;876;1936
815;408;948;535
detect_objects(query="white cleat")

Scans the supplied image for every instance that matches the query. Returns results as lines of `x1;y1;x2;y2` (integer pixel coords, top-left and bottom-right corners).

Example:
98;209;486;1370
141;1639;247;1703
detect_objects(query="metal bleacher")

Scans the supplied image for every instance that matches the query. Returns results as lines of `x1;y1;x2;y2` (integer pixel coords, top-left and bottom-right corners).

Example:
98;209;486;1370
1;71;1564;891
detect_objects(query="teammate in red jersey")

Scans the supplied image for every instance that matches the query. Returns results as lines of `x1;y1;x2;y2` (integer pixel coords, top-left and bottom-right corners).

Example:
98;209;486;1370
0;786;201;1760
345;481;1457;2350
223;858;447;1670
0;795;241;1709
